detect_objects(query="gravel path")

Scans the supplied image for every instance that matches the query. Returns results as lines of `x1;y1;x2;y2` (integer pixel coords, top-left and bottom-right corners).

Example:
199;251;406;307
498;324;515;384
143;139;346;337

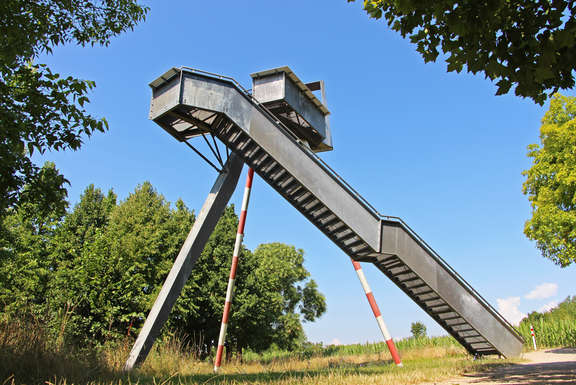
422;348;576;385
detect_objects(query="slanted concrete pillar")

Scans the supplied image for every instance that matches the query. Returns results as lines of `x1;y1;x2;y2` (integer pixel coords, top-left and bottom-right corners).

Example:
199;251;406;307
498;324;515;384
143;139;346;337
124;154;244;370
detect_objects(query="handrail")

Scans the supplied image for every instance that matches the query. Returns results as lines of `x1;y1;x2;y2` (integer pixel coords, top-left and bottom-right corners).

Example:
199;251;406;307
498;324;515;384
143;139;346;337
176;67;521;339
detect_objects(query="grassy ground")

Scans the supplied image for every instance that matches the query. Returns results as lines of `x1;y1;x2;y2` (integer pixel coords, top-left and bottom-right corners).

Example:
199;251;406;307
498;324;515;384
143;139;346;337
99;340;510;385
0;319;517;385
2;336;512;385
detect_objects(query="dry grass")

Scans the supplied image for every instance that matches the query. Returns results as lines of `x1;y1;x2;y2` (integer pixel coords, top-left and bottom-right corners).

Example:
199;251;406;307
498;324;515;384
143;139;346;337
115;343;509;385
2;320;512;385
0;317;111;384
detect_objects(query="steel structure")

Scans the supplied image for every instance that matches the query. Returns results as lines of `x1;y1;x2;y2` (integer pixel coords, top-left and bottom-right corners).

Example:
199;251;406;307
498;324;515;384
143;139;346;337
125;67;524;370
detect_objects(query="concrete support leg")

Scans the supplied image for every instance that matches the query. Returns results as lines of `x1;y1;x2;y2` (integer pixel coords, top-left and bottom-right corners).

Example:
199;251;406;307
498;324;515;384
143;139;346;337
124;154;244;370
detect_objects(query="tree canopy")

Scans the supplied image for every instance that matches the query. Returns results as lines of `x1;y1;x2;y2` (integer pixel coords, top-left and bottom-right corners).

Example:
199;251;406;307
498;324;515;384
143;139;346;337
164;207;326;353
0;180;326;353
0;162;68;315
523;295;576;324
0;0;148;218
523;94;576;267
350;0;576;104
230;243;327;351
410;321;427;339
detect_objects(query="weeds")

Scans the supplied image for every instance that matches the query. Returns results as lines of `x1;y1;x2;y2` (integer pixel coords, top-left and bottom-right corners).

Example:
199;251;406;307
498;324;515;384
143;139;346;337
0;316;111;384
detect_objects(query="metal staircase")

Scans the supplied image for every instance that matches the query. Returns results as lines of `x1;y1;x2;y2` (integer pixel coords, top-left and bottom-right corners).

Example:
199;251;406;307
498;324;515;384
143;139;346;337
147;67;524;359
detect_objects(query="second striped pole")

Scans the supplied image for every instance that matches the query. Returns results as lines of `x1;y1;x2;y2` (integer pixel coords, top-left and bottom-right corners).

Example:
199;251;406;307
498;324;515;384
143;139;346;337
351;259;402;367
530;324;537;351
213;168;255;373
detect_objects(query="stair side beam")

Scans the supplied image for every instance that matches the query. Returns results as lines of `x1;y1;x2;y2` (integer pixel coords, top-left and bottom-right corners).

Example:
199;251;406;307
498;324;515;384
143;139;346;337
124;154;244;370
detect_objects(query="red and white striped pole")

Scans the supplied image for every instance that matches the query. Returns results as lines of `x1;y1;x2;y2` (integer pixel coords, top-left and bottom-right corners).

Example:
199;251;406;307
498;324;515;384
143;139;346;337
351;259;402;367
530;324;537;351
214;168;255;373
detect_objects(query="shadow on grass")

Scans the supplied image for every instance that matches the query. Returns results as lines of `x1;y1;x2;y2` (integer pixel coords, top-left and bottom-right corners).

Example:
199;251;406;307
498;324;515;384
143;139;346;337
133;367;383;385
462;360;576;385
128;358;462;384
546;347;576;355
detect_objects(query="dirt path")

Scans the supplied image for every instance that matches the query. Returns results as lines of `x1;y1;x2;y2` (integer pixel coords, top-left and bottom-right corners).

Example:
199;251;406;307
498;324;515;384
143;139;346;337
423;348;576;385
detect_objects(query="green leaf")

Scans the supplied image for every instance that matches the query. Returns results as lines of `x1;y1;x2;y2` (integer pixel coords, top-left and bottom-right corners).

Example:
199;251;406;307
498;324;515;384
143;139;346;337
353;0;576;103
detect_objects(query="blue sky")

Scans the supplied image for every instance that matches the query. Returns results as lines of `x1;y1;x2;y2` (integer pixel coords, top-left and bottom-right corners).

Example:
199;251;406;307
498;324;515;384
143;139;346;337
36;1;575;345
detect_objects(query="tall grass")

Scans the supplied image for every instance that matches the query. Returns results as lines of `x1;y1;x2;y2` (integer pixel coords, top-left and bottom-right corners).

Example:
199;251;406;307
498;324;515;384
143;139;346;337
518;318;576;348
124;336;502;385
0;316;517;385
0;316;111;384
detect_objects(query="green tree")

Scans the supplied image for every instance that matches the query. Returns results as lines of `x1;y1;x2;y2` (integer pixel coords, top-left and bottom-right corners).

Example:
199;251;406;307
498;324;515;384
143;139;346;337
52;184;117;263
523;94;576;267
350;0;576;104
165;207;327;354
410;321;427;339
0;0;148;218
3;180;326;351
0;162;68;315
44;185;117;342
49;182;186;342
166;205;236;343
230;243;327;352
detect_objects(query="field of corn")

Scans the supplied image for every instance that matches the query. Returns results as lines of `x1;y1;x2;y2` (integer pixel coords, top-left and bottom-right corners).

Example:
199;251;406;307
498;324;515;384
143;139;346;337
239;335;460;363
518;318;576;348
516;295;576;348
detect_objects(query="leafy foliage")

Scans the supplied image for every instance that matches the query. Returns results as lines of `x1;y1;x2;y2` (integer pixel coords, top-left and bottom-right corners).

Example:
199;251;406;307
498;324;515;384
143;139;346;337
0;181;325;353
0;0;148;217
410;321;427;339
167;209;326;354
231;243;326;351
0;162;68;315
523;94;576;267
349;0;576;104
52;184;117;262
48;182;191;342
